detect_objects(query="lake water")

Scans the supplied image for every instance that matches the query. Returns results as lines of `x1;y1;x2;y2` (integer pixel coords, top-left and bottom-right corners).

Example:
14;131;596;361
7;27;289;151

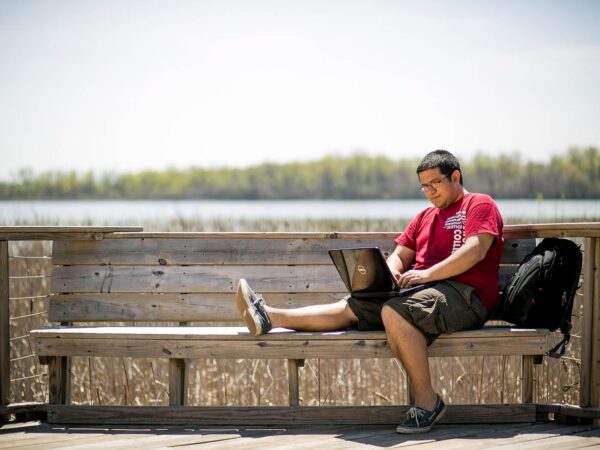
1;199;600;225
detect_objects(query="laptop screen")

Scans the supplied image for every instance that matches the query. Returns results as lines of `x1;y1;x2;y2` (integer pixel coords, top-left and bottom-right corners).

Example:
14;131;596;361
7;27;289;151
329;247;396;293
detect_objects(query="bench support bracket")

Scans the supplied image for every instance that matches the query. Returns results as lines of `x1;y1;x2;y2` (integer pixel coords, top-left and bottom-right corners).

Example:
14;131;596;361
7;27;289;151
48;356;70;405
169;359;189;406
288;359;304;406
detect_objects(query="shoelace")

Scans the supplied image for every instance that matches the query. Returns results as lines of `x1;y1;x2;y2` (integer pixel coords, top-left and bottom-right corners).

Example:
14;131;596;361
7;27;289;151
250;292;272;331
251;294;265;306
406;406;426;426
250;293;271;327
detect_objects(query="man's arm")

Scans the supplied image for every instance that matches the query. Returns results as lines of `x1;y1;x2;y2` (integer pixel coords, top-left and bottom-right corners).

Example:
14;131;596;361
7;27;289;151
398;232;496;287
386;245;416;282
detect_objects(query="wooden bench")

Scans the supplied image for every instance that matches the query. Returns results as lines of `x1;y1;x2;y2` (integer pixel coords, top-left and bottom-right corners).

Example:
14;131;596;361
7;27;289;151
30;232;550;424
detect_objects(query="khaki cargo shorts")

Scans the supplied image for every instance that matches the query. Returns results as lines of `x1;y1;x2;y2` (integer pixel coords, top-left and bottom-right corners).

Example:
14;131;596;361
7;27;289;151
346;280;488;345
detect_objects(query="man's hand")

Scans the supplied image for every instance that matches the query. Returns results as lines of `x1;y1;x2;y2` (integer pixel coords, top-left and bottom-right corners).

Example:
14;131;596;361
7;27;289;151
398;268;434;287
387;245;416;282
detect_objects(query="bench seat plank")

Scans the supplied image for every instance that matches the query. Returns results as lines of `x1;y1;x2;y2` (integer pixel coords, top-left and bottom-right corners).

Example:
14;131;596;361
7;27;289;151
30;325;549;340
31;326;549;359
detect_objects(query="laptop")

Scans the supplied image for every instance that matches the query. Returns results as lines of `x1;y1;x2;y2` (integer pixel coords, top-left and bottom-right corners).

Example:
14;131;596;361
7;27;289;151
328;247;427;299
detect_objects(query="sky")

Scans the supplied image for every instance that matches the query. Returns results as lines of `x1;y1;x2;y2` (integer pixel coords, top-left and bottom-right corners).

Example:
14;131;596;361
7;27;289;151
0;0;599;181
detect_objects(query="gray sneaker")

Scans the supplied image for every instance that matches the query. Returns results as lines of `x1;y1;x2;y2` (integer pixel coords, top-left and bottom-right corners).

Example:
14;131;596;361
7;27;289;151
396;394;446;434
236;279;272;336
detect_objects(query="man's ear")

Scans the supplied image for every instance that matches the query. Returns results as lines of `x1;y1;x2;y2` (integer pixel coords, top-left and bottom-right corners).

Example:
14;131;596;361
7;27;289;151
451;169;460;183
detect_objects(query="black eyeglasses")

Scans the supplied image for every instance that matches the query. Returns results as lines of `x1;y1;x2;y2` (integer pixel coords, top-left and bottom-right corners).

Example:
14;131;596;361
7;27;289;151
419;176;450;192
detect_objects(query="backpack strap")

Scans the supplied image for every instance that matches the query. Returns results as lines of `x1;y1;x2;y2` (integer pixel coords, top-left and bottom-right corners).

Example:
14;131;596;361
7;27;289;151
547;321;572;358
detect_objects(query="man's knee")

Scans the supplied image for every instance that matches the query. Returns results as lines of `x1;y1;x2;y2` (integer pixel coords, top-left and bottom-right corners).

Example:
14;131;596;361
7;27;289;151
338;298;359;325
381;304;405;327
381;304;418;334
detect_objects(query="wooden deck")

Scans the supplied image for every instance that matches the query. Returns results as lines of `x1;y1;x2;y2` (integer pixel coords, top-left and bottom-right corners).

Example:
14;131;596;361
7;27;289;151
1;421;599;449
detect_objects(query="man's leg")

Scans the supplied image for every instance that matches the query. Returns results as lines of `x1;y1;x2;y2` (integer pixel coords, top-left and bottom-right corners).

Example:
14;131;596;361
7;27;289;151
381;305;436;411
381;281;487;433
237;279;358;335
267;300;358;331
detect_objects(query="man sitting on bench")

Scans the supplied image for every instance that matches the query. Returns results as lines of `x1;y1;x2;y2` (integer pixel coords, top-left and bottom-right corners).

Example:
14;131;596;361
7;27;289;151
236;149;504;434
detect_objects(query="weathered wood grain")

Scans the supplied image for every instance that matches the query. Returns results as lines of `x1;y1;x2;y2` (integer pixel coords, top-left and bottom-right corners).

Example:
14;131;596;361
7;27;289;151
0;401;47;416
168;358;188;407
31;325;548;340
31;337;548;359
581;237;596;407
48;293;344;322
538;403;600;419
502;238;537;262
52;238;397;265
503;222;600;239
3;420;599;449
50;265;346;293
51;238;533;265
287;359;301;407
46;404;537;425
0;226;142;241
103;232;398;239
522;355;534;403
95;224;600;240
50;264;520;295
591;237;600;410
31;327;548;359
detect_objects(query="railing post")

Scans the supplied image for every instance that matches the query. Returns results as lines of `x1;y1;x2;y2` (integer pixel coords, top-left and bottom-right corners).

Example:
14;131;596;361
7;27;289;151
0;240;10;421
581;237;600;412
591;238;600;415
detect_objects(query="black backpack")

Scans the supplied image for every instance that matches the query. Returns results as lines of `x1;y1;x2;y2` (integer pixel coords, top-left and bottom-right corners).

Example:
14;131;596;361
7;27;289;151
498;238;582;358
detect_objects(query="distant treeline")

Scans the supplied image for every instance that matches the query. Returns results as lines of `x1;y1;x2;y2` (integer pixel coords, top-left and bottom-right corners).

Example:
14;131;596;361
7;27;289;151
1;147;599;200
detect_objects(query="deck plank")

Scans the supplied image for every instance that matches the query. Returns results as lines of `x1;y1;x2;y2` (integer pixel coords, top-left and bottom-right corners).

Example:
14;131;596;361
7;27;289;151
1;422;599;449
406;422;599;449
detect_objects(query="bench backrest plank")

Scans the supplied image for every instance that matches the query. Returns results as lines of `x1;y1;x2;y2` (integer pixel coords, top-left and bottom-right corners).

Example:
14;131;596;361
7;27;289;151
52;238;397;265
48;236;535;323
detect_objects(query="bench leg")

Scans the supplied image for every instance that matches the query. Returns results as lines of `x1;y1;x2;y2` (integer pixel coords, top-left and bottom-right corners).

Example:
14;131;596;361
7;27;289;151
522;355;535;403
288;359;304;406
48;356;70;404
169;358;188;406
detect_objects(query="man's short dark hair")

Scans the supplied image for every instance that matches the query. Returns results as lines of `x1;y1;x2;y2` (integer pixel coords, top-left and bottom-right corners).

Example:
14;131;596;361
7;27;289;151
416;149;463;185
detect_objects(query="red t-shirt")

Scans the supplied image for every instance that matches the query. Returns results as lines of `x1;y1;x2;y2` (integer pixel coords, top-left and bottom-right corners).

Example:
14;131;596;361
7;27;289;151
395;193;504;311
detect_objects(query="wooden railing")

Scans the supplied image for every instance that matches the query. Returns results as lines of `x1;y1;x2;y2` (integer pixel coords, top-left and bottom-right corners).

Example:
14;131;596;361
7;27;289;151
0;227;143;421
1;223;599;422
501;223;600;411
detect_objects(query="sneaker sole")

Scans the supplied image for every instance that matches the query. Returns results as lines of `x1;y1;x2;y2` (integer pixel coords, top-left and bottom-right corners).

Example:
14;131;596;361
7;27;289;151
236;279;262;336
395;404;447;434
